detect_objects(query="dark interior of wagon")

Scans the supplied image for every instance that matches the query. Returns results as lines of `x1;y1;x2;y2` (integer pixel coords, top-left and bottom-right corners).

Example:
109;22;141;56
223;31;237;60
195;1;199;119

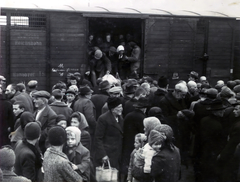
88;17;143;48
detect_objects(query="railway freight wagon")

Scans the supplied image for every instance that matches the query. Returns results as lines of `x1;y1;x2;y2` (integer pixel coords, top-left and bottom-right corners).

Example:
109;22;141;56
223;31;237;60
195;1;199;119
0;6;239;90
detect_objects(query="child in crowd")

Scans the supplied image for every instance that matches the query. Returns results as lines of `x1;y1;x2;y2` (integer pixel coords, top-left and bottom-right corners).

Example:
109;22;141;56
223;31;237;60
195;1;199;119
127;133;146;182
56;114;68;129
131;130;166;182
70;112;91;151
65;126;90;182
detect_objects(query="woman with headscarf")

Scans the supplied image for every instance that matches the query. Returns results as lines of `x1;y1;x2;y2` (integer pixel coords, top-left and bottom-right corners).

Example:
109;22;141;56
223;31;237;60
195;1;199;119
143;117;161;140
150;124;181;182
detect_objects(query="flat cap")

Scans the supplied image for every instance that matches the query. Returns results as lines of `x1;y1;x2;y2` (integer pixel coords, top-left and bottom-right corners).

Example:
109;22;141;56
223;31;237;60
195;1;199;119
52;89;62;97
27;80;38;87
33;90;51;99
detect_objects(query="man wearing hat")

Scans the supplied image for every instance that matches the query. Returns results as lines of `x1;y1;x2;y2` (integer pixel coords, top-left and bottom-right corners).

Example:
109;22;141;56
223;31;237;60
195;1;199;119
91;80;111;120
121;97;150;180
5;83;34;113
94;97;123;173
32;90;57;153
0;146;30;182
50;89;73;122
188;71;199;82
217;101;240;182
199;99;231;182
73;85;96;144
43;126;83;182
14;122;43;182
65;88;78;109
89;49;112;87
101;85;123;115
27;80;38;98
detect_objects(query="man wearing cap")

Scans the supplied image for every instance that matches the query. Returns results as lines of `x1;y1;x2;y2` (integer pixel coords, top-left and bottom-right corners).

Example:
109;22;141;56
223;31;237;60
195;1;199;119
50;89;73;122
94;97;123;172
106;46;119;77
0;146;31;182
121;97;149;180
89;49;112;87
14;122;43;182
151;76;169;108
27;80;38;98
65;88;78;109
5;84;34;113
73;85;96;143
32;90;57;153
91;80;111;120
43;126;83;182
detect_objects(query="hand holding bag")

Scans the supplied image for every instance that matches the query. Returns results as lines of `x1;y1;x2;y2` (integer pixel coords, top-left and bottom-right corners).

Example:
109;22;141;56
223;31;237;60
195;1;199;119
96;159;118;182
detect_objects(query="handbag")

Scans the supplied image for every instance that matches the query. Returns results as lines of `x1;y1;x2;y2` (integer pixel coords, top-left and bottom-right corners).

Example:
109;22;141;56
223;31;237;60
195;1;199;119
96;159;118;182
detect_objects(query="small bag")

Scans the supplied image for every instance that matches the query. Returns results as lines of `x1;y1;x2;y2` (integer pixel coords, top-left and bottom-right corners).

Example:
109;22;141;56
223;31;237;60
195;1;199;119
96;160;118;182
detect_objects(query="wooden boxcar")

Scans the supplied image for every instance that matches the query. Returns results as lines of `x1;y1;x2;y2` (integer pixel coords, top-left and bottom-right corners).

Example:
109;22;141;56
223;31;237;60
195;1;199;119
1;7;239;90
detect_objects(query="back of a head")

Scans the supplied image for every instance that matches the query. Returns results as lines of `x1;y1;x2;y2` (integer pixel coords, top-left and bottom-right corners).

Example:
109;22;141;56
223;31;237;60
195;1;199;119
154;124;174;147
158;76;169;88
48;126;67;146
0;146;16;170
175;83;188;93
134;86;147;97
24;122;41;141
20;112;35;130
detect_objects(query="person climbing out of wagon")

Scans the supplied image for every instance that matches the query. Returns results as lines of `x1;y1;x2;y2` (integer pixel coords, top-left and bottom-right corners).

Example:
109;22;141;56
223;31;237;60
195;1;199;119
117;45;129;80
89;48;112;87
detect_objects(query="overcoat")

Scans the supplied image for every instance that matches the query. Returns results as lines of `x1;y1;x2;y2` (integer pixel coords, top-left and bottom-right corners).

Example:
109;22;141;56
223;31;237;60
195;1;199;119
121;109;146;174
151;146;181;182
91;92;109;120
94;110;123;170
50;101;73;122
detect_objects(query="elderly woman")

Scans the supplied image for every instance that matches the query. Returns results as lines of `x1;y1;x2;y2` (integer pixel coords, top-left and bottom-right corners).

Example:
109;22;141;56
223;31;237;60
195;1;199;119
151;124;181;182
94;97;123;171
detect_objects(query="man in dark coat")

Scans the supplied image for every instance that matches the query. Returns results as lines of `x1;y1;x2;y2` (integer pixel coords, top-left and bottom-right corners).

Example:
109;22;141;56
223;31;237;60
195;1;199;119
199;99;231;182
49;89;73;122
150;76;169;108
33;91;57;153
217;103;240;182
0;86;14;146
14;122;43;182
121;97;149;180
5;84;34;113
94;97;123;171
91;80;110;120
159;82;188;126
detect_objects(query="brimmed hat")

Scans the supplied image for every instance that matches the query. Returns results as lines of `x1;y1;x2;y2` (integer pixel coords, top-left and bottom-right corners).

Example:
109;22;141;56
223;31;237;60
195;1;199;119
133;97;150;108
229;98;240;106
220;86;234;98
206;99;228;111
107;97;122;110
227;81;237;90
233;85;240;93
99;80;111;90
48;126;67;146
189;71;199;79
109;86;122;94
79;85;93;95
24;122;41;140
33;90;51;99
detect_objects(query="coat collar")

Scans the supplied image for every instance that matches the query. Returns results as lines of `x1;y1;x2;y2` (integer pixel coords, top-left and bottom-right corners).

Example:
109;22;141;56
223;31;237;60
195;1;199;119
46;147;68;160
165;92;186;111
107;111;123;133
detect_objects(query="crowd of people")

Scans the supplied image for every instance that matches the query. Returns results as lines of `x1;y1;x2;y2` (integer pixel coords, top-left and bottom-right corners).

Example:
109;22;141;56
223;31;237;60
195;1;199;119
0;70;240;182
87;33;141;87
